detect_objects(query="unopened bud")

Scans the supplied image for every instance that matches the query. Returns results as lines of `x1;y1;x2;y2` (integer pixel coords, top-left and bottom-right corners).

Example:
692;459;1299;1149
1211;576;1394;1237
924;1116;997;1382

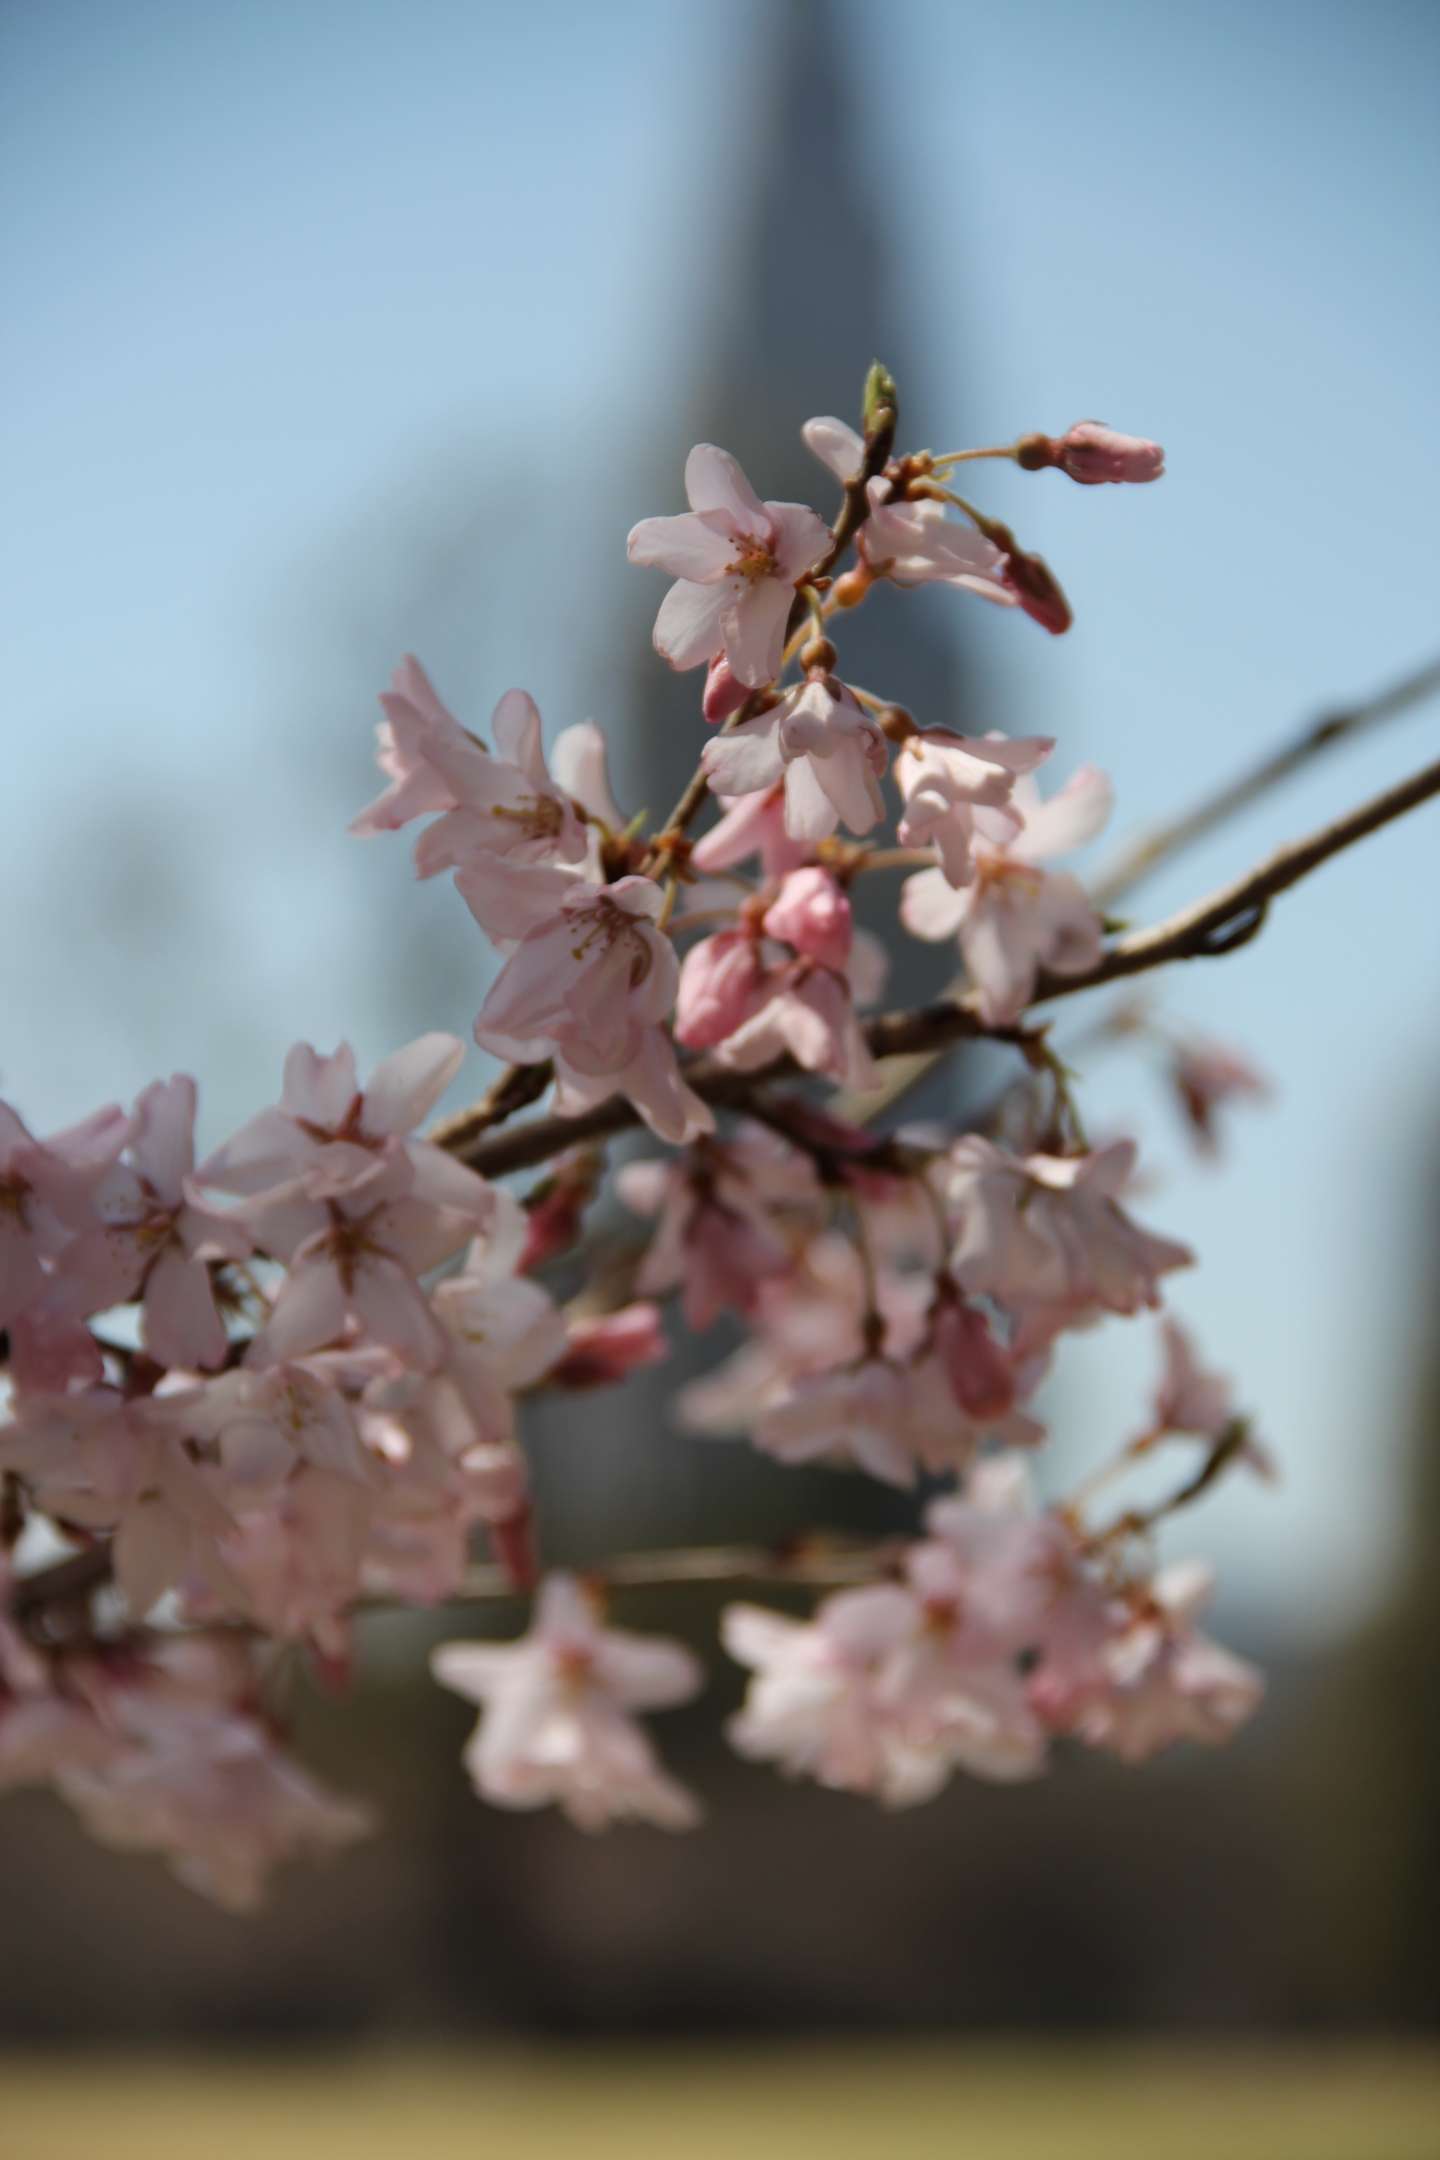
831;565;874;609
702;655;750;727
862;360;899;439
1056;420;1164;486
977;515;1073;636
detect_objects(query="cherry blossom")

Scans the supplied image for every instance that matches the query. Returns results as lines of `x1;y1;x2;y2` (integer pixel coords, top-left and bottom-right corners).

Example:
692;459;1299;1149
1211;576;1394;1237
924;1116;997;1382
617;1133;818;1330
702;672;888;841
65;1077;252;1371
894;730;1055;887
1168;1038;1270;1156
689;785;811;879
628;445;830;689
946;1136;1193;1324
0;1099;131;1329
902;763;1113;1023
1074;1561;1263;1763
432;1573;703;1830
1149;1318;1276;1481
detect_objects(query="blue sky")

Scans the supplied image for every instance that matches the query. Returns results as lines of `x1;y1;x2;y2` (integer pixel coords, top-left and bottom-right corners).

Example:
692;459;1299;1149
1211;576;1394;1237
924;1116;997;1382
4;0;1438;1638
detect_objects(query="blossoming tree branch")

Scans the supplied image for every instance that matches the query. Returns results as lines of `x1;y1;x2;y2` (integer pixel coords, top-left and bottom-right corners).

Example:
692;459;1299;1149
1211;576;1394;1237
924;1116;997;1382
3;368;1437;1906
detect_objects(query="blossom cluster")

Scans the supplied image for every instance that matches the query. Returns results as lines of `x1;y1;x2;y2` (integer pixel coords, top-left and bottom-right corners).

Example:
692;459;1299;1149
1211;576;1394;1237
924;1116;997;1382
1;371;1288;1907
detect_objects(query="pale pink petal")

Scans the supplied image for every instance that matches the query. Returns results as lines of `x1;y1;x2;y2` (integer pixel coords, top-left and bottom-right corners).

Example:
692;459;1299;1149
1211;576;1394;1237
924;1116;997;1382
142;1244;228;1370
701;714;785;798
653;578;734;672
801;416;865;483
722;577;793;688
626;511;738;580
280;1043;359;1127
782;754;840;841
684;444;768;531
900;867;971;942
768;502;832;582
363;1034;465;1136
128;1077;197;1202
255;1260;349;1363
1012;765;1115;862
488;690;547;783
552;722;625;829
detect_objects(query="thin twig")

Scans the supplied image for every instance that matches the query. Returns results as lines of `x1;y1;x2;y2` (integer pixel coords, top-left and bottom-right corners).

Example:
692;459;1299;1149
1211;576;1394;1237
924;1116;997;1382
1092;650;1440;907
384;1539;894;1611
436;750;1440;1179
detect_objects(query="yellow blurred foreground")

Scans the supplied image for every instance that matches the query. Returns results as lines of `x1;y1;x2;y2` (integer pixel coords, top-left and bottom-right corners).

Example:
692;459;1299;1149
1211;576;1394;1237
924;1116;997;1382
3;2045;1438;2160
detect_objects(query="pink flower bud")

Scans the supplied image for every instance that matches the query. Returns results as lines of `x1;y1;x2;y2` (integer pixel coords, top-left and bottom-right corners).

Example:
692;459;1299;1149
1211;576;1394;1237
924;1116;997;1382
933;1295;1016;1422
490;1509;539;1592
762;866;853;970
1002;544;1073;635
553;1303;667;1388
1055;422;1165;486
702;656;751;726
675;929;766;1049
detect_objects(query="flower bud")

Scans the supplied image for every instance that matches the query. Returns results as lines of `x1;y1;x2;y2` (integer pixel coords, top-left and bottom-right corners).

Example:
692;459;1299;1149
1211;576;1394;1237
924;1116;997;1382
933;1295;1016;1422
763;866;853;971
1057;421;1165;486
552;1303;668;1389
675;930;766;1049
702;655;750;727
978;516;1072;635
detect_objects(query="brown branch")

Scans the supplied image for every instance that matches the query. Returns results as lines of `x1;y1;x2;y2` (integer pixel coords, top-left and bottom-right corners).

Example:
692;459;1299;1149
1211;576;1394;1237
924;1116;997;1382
402;1538;893;1611
1092;649;1440;907
439;749;1440;1179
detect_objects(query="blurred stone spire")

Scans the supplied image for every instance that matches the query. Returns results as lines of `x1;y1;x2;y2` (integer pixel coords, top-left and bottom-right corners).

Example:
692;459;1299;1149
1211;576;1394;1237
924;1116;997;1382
604;0;977;825
534;0;983;1556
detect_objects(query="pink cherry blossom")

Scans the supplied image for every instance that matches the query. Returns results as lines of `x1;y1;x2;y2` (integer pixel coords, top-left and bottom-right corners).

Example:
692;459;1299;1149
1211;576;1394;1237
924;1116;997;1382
901;763;1113;1023
690;786;812;879
1149;1319;1276;1480
199;1032;484;1217
473;875;677;1071
702;674;888;842
432;1573;703;1830
858;478;1016;603
628;445;830;689
247;1152;492;1370
709;958;878;1093
1169;1038;1270;1156
551;1031;715;1148
58;1687;372;1910
724;1585;940;1805
894;730;1055;887
946;1136;1193;1323
1075;1561;1262;1763
617;1134;817;1331
66;1077;252;1371
353;660;588;876
0;1099;131;1329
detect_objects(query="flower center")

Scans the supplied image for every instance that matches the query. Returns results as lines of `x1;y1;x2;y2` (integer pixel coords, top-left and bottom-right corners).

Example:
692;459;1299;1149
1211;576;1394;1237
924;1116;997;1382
730;537;777;584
